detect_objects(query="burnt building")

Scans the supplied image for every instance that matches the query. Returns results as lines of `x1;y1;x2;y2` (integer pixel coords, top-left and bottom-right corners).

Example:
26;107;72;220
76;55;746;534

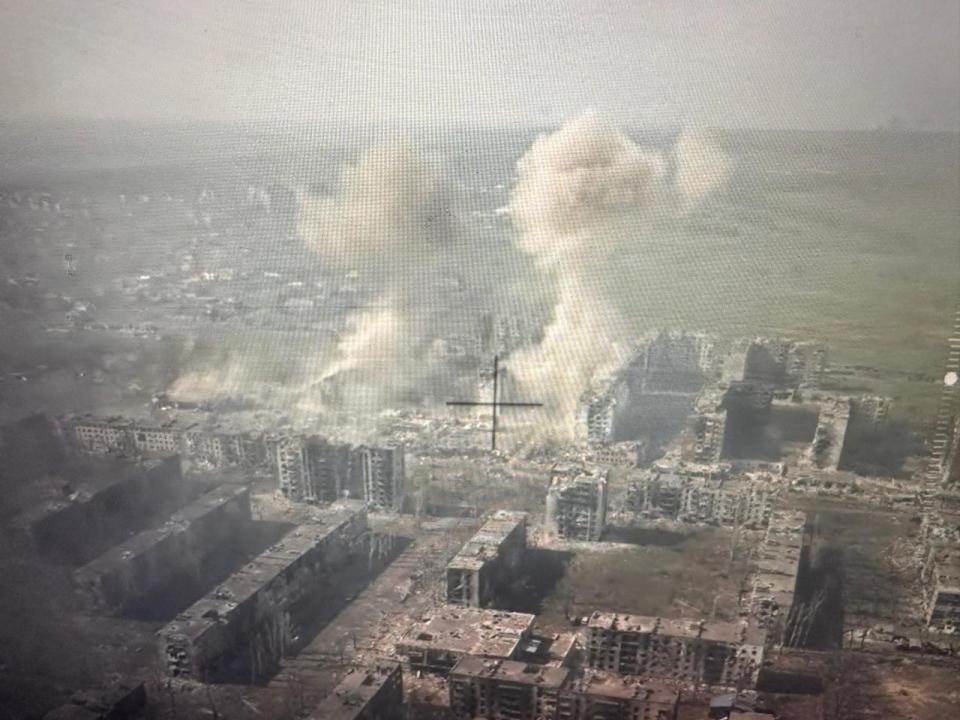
585;612;766;689
749;511;807;643
625;468;774;529
74;485;251;614
158;501;367;681
448;655;680;720
545;465;608;542
16;455;185;565
446;510;527;608
308;663;403;720
808;397;851;470
70;419;136;456
922;542;960;631
361;445;405;512
276;434;314;501
396;607;536;673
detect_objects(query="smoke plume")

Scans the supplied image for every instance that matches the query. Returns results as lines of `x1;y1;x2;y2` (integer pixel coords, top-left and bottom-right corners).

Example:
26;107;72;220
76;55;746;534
505;111;728;441
168;113;728;444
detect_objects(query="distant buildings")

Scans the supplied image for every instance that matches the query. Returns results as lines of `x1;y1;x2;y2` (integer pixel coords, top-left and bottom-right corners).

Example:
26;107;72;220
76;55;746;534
545;465;609;542
63;415;405;512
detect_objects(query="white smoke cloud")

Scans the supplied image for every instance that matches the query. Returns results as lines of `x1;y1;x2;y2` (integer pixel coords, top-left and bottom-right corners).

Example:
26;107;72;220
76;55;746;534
167;114;728;443
505;111;728;442
673;130;730;207
299;143;442;274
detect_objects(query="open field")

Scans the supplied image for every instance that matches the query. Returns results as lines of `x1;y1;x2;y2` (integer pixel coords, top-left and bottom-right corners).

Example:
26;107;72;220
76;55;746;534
537;525;755;631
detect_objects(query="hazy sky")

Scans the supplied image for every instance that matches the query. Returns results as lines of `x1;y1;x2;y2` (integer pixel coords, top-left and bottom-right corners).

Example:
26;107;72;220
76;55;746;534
1;0;958;130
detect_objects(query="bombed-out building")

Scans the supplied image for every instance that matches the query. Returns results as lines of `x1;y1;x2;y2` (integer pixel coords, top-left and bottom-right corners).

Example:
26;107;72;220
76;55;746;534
396;607;536;674
807;397;851;470
577;389;618;446
15;454;185;565
276;434;313;501
446;510;527;608
748;510;808;643
784;341;828;387
448;655;680;720
922;542;960;631
585;612;766;689
625;467;775;529
74;484;251;614
361;444;405;511
308;663;403;720
158;500;367;681
848;396;893;434
545;465;609;542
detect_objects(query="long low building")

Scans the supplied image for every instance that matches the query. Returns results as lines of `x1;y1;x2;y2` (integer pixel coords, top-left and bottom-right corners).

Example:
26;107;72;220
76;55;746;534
74;485;251;613
922;541;960;631
158;501;367;682
585;612;766;689
749;510;807;643
396;607;536;673
446;510;527;608
308;663;403;720
448;655;679;720
16;455;184;565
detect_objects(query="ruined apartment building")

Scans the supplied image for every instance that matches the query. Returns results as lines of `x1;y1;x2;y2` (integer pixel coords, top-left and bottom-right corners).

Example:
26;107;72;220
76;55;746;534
447;510;527;608
585;612;766;689
66;415;270;471
361;444;405;512
275;434;314;501
922;541;960;631
15;454;185;565
589;440;646;468
690;388;728;464
308;662;403;720
749;510;808;643
625;467;774;529
158;501;367;682
808;397;851;470
396;607;536;674
577;387;620;446
276;435;362;504
448;655;680;720
74;485;250;614
545;465;609;542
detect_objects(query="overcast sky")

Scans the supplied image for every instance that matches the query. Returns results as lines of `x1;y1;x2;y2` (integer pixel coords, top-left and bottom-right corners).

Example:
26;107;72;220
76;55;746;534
1;0;958;130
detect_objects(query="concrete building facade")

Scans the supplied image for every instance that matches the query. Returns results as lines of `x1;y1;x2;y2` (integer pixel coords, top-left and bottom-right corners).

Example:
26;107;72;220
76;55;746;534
545;465;609;542
361;445;405;512
585;612;766;689
158;501;367;681
18;455;184;565
922;542;960;631
448;655;680;720
446;510;527;608
74;485;251;613
308;663;403;720
396;607;536;674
